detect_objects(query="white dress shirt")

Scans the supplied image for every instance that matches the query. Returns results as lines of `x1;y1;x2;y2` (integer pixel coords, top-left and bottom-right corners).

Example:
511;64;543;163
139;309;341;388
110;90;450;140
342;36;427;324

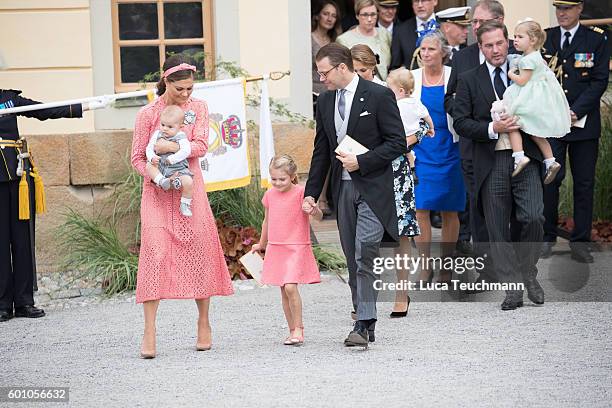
560;23;580;49
335;73;359;122
378;21;394;34
485;60;512;149
335;74;360;180
416;14;436;30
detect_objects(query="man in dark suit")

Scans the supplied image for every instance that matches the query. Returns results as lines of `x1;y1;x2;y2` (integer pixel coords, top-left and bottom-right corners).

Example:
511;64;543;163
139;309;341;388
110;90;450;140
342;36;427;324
453;21;545;311
445;0;512;279
377;0;400;35
390;0;439;70
541;0;609;263
304;43;407;346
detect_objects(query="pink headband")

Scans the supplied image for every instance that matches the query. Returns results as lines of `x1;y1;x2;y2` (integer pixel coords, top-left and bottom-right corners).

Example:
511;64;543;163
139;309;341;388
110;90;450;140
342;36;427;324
163;63;196;78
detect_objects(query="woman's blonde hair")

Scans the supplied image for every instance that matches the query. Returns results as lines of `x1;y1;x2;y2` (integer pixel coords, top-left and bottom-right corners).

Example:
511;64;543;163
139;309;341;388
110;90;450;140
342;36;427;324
355;0;378;16
269;154;299;184
351;44;378;70
515;19;546;50
387;68;415;96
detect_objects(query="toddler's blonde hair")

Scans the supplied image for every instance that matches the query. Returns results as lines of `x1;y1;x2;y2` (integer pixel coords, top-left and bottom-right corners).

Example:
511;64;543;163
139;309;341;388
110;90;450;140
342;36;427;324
515;19;546;51
387;67;415;96
269;154;299;184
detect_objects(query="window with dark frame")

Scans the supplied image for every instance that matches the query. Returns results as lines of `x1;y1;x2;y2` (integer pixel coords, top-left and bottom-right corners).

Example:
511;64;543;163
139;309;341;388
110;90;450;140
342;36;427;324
111;0;214;92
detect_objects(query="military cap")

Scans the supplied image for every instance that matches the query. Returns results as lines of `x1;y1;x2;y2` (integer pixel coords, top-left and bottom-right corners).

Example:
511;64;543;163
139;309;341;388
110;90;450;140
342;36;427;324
437;6;471;26
552;0;584;7
379;0;399;7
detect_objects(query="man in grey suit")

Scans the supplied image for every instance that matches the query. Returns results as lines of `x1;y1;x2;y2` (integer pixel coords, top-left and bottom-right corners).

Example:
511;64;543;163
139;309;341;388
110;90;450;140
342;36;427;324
453;22;545;310
303;43;406;347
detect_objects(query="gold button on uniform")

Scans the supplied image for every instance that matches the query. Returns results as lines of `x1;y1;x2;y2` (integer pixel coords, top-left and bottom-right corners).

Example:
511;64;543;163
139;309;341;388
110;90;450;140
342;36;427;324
564;74;568;78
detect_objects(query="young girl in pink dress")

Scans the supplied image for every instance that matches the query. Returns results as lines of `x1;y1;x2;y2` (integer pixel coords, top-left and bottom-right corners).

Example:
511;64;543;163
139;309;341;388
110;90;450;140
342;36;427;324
251;155;321;346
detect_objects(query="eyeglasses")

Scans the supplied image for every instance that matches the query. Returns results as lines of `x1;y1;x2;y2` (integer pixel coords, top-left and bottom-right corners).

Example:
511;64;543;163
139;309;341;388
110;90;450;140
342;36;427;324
358;12;378;19
470;17;498;26
317;64;340;79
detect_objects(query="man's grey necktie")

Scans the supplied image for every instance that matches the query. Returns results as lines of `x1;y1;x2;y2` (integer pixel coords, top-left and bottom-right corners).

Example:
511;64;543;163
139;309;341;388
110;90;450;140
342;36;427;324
338;89;346;120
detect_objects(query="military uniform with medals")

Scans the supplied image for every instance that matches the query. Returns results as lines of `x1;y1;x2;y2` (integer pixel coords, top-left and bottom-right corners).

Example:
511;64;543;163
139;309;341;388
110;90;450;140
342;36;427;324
541;0;609;262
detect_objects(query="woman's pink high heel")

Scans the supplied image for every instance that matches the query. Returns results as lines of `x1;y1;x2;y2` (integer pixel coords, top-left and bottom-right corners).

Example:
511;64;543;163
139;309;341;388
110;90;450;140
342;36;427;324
289;326;304;346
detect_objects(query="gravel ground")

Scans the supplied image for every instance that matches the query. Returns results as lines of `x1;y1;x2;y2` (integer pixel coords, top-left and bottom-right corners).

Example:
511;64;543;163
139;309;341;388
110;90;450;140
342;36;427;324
2;267;611;408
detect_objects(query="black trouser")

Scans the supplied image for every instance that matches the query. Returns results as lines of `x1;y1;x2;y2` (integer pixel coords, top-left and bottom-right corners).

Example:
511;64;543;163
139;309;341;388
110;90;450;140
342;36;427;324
543;138;599;243
0;179;36;310
481;152;544;288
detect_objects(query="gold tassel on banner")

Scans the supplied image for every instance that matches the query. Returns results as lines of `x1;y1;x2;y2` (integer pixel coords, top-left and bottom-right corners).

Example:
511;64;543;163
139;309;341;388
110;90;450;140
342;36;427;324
31;166;46;215
18;172;30;220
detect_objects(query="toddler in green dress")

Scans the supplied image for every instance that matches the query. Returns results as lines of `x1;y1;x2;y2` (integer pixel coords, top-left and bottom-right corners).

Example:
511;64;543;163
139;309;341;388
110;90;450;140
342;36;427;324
502;19;571;184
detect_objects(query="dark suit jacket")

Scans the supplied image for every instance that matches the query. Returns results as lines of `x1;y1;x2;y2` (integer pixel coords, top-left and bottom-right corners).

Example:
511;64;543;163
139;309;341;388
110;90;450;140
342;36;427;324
390;17;419;70
543;25;609;141
304;77;407;242
452;63;543;213
445;41;519;160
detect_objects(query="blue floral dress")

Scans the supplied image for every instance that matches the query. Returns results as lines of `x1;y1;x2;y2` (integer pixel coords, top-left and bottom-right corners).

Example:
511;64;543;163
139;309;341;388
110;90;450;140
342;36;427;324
392;120;429;237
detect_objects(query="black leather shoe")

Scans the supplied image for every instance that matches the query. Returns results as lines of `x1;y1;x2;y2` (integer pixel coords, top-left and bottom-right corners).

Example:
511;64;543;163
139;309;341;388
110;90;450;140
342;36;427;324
501;294;524;311
540;242;554;259
430;212;442;229
524;278;545;305
14;305;46;318
455;240;474;255
570;245;594;263
0;309;13;322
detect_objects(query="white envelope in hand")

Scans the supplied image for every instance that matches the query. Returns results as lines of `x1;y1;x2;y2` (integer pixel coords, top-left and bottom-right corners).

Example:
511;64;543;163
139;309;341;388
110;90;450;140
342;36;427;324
239;251;265;286
572;114;587;129
335;135;369;155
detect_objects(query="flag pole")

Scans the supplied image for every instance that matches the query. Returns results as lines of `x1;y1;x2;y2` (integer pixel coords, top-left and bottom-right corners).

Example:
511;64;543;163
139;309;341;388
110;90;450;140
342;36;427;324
0;71;291;116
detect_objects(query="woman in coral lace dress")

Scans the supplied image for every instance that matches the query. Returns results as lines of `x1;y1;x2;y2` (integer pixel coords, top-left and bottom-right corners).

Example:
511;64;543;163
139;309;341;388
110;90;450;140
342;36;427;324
131;55;234;359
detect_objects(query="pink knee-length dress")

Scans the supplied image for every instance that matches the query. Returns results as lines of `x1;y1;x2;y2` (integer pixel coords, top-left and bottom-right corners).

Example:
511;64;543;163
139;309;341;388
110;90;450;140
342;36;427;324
260;184;320;286
131;96;234;303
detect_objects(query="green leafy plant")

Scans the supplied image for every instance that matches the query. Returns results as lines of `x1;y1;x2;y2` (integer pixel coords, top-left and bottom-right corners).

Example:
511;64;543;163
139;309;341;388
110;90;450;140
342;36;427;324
208;184;266;231
312;245;346;272
57;209;138;295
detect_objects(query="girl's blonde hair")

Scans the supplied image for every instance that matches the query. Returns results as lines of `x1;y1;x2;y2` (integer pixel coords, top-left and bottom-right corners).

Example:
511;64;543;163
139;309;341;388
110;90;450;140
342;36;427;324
516;19;546;51
387;67;415;96
269;154;299;184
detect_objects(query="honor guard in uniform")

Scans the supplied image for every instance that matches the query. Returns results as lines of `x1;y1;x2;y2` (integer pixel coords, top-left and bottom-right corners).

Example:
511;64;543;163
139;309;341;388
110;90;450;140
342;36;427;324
0;55;109;322
437;6;470;61
541;0;609;263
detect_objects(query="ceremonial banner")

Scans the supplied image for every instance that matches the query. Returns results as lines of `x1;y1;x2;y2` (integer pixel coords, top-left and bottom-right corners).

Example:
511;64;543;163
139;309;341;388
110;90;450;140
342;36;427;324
259;77;275;188
192;78;250;192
